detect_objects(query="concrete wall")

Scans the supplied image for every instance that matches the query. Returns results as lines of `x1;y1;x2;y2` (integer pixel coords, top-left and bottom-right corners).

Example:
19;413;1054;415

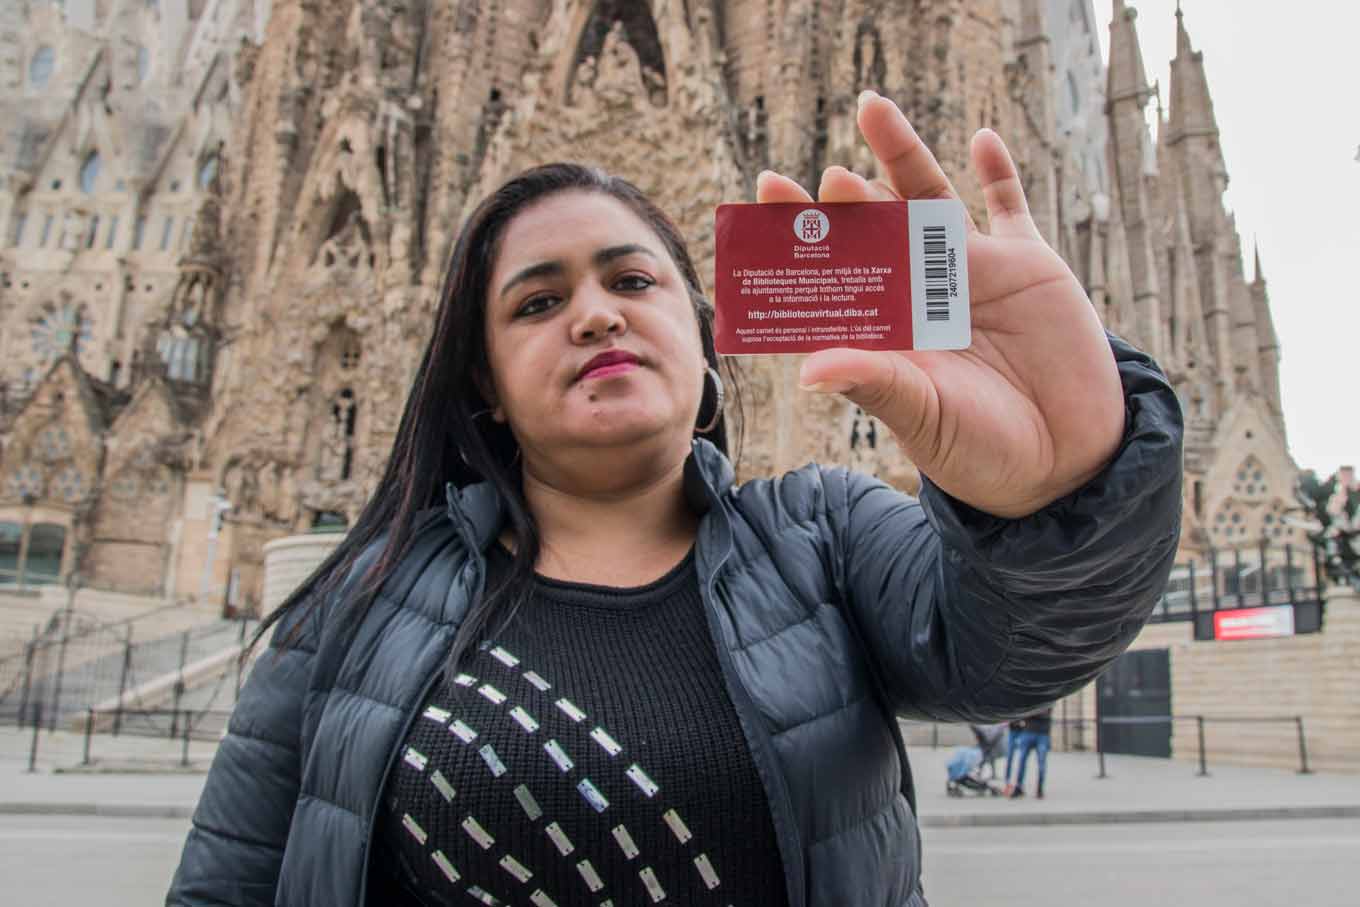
1058;586;1360;774
260;532;344;614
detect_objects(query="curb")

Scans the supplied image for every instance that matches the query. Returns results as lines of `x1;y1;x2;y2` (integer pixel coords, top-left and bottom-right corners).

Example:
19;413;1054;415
918;804;1360;828
4;802;1358;825
0;802;195;820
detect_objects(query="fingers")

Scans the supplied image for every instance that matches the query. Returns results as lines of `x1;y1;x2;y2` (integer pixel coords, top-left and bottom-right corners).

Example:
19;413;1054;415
755;170;813;204
970;129;1041;240
818;166;898;203
797;348;937;449
856;90;960;205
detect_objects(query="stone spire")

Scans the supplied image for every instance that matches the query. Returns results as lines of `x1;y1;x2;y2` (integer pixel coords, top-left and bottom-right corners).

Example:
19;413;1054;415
1250;245;1284;425
1166;3;1222;146
1107;0;1153;109
1104;0;1163;360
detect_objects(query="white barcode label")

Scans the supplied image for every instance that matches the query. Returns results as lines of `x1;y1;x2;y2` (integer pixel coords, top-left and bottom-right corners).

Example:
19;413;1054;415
909;198;970;350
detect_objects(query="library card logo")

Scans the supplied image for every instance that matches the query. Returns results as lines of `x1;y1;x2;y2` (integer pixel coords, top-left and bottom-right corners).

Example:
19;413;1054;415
794;208;831;243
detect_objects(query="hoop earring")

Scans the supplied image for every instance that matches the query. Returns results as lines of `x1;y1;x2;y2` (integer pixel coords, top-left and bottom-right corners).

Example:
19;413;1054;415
696;366;725;434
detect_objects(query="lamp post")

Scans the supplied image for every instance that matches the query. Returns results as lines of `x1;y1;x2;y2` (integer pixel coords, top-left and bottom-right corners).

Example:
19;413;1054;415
198;493;232;609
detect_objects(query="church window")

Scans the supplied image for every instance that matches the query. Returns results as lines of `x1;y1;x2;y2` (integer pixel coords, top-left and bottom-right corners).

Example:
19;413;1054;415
170;179;182;193
160;216;174;250
30;47;55;88
31;300;93;363
133;215;147;249
311;511;348;533
35;425;72;462
0;523;20;585
180;218;193;250
110;472;140;501
86;215;100;248
7;465;46;500
10;213;27;247
24;524;66;585
40;214;54;247
340;336;362;371
136;45;150;84
51;466;86;504
198;155;218;190
105;215;119;249
146;471;171;497
319;388;358;482
80;152;102;194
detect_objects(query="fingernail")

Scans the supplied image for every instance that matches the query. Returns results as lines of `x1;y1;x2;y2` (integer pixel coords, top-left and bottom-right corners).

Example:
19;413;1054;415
857;90;878;110
799;380;855;395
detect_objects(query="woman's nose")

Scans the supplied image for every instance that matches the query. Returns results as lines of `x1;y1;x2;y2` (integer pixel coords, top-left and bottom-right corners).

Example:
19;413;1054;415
571;292;627;343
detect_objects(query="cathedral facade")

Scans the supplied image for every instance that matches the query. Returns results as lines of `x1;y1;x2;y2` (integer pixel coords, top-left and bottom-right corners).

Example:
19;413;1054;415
0;0;1299;614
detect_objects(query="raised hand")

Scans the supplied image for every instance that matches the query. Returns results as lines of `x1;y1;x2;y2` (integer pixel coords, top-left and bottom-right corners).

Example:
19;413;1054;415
755;90;1124;519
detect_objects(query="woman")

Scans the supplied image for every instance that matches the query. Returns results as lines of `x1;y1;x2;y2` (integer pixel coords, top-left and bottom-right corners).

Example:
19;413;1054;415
167;91;1181;906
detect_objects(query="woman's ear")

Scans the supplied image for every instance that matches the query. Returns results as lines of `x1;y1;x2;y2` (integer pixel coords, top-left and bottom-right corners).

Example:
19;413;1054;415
472;372;505;422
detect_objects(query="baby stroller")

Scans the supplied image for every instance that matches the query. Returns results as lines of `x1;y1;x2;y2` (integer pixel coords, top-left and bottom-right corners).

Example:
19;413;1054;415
945;723;1007;797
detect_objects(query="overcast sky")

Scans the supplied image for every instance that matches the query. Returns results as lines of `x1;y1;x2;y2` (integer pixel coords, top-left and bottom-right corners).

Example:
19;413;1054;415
1088;1;1358;475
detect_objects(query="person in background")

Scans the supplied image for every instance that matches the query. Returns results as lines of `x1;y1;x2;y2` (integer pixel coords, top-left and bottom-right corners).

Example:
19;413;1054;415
1010;707;1055;799
1002;719;1025;796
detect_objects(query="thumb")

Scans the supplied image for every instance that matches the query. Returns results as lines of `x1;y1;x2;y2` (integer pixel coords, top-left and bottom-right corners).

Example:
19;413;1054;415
798;349;936;444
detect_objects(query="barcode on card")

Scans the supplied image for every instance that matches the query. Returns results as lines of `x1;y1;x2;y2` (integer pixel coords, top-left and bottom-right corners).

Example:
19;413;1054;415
909;198;970;350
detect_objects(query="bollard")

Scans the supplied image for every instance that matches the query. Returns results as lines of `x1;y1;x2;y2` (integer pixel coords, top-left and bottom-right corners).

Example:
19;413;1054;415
27;700;42;773
1195;716;1209;776
1095;717;1108;779
931;724;939;750
113;631;133;737
82;707;94;766
1295;716;1313;775
181;709;192;768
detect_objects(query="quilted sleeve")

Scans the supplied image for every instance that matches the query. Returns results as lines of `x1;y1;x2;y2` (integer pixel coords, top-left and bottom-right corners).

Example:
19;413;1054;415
834;332;1183;721
164;598;322;907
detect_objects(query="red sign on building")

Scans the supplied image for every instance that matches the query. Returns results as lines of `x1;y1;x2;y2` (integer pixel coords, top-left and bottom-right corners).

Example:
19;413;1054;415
1213;605;1296;641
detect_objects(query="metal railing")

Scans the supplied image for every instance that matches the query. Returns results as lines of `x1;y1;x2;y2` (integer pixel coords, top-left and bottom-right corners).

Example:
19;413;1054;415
0;616;257;731
1150;541;1326;626
21;701;233;772
903;714;1313;776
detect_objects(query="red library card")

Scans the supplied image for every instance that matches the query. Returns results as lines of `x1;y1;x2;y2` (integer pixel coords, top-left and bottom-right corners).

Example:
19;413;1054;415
713;200;970;354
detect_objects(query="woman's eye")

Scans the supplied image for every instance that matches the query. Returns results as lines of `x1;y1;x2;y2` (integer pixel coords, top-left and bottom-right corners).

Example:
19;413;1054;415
516;294;560;317
614;274;655;292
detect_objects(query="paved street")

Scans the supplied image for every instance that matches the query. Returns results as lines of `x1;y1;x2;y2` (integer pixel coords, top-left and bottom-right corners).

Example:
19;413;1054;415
3;726;1359;904
4;814;1358;906
922;818;1360;906
0;814;190;906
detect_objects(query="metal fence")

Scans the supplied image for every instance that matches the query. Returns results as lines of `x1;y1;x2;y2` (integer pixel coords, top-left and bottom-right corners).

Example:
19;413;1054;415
902;714;1313;776
1150;541;1326;628
0;610;257;737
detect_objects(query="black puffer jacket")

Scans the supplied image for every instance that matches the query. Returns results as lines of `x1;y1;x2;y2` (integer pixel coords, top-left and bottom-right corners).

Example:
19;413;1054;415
167;334;1182;907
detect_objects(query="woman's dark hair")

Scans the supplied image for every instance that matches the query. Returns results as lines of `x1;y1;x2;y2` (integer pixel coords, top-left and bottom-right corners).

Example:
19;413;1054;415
254;163;741;677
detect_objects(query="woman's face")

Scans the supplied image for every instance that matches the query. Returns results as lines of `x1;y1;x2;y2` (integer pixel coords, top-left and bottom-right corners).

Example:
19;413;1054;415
482;190;707;469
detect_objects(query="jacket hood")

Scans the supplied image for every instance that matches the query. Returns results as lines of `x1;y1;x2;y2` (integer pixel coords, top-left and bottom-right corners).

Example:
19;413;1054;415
443;437;736;553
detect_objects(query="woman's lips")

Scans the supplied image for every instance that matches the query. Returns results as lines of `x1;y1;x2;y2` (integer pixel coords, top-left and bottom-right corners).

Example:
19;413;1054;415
580;361;639;381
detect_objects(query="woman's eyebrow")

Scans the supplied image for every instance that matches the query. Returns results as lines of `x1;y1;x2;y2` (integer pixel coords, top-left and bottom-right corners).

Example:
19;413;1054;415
498;244;660;300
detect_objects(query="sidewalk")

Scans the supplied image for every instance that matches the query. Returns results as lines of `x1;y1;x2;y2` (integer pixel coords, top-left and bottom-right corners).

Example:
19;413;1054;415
1;726;1356;827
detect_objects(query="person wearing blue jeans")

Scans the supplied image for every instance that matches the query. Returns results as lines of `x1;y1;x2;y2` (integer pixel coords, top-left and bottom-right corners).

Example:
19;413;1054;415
1010;708;1054;799
1002;719;1025;794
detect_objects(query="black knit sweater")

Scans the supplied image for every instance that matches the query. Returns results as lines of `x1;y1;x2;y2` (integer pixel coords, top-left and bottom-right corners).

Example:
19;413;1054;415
371;542;787;906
